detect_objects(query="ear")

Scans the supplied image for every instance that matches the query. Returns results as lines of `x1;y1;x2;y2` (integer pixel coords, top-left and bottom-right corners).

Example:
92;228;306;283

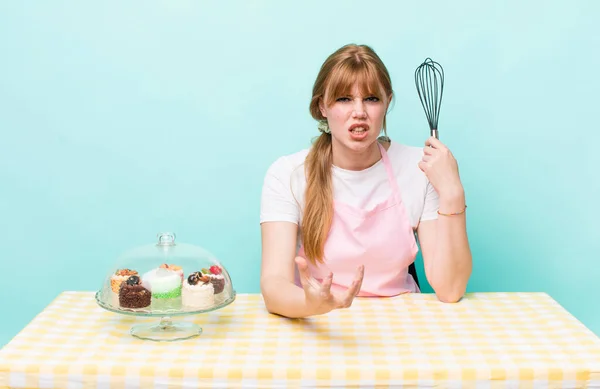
318;97;327;118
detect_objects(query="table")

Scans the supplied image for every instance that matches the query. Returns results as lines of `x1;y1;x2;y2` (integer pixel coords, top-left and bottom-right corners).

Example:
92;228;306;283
1;291;599;388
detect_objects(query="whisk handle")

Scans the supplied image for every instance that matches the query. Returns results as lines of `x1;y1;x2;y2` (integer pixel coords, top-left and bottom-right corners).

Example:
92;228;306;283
430;129;439;140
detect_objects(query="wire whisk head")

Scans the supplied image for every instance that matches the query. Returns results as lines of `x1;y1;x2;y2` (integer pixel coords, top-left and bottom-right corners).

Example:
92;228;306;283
415;58;444;137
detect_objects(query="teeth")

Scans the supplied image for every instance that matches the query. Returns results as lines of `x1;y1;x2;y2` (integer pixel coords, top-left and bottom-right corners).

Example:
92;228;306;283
351;127;367;133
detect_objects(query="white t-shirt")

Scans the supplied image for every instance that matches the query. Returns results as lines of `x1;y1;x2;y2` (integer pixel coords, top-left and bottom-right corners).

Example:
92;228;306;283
260;141;440;234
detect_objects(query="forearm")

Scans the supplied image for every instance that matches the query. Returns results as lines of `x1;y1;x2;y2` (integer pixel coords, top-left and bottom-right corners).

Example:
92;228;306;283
260;276;323;318
429;189;472;302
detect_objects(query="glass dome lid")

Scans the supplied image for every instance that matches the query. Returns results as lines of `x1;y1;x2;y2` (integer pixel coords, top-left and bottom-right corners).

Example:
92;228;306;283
96;232;235;316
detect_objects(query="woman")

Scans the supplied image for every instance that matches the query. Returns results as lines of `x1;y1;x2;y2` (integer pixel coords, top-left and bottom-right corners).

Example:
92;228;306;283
259;44;472;318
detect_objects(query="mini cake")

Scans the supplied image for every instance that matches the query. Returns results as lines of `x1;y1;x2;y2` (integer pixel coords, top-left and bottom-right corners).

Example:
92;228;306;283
119;275;151;309
111;269;138;293
202;265;225;294
159;263;184;281
142;267;182;299
182;271;215;309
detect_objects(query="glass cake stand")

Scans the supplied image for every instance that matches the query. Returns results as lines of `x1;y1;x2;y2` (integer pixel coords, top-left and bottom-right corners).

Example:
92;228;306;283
95;232;237;341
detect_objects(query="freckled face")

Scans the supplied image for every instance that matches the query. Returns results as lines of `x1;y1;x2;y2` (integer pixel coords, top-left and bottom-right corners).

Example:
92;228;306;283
320;83;390;154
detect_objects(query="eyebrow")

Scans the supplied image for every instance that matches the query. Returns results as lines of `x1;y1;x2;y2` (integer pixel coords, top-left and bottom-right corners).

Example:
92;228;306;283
340;90;377;95
338;94;378;98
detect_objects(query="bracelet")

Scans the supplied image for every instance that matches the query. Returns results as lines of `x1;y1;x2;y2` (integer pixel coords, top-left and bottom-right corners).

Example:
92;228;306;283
437;205;467;216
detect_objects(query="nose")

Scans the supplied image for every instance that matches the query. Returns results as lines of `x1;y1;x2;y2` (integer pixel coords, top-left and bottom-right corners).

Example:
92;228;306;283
352;99;367;118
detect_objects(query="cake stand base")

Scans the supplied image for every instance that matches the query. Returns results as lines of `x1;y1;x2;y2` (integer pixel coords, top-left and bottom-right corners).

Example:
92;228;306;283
131;317;202;341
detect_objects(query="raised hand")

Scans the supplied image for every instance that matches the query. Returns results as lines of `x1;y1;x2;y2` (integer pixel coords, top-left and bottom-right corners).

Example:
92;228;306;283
418;136;464;198
295;256;364;315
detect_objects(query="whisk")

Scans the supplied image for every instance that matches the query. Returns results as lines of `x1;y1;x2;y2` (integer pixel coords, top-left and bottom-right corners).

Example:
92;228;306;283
415;58;444;139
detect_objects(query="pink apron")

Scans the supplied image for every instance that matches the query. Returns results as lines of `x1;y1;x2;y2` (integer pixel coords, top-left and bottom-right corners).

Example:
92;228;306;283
296;142;420;297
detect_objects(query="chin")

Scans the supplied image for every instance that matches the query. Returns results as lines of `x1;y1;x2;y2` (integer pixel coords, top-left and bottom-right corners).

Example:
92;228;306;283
345;136;379;152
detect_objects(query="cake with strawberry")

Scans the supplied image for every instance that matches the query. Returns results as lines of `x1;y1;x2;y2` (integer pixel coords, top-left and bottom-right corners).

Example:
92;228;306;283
111;269;138;293
204;265;225;294
182;271;215;309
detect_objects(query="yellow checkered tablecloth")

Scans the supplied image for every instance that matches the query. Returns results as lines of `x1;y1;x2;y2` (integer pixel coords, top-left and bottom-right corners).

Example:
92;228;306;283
1;292;600;388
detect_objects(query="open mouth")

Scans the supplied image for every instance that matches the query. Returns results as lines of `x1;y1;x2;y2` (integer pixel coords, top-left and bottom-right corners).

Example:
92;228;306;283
350;127;368;134
349;124;370;139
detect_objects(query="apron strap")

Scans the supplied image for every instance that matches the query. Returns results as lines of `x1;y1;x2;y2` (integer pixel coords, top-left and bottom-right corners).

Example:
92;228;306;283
377;142;402;200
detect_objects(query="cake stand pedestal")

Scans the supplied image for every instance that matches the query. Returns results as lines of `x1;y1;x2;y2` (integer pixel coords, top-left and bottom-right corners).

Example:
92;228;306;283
131;316;202;341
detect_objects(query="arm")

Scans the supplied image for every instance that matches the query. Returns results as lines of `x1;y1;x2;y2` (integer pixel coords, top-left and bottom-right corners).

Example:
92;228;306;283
259;157;363;317
417;189;472;303
260;221;364;317
417;137;472;303
260;221;322;318
259;158;315;317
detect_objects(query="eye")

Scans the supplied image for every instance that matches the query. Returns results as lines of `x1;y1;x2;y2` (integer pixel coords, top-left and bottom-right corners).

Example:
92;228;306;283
365;96;380;102
336;97;351;102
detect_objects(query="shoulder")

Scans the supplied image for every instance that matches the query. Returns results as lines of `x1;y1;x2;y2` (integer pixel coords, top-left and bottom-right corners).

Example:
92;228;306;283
386;140;430;191
386;140;425;169
260;149;309;225
263;148;309;184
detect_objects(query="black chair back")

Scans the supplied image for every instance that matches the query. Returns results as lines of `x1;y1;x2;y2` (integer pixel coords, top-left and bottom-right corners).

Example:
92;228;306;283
408;262;420;288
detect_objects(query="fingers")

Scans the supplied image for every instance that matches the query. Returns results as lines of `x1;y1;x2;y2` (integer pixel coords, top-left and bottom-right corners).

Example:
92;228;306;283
321;272;333;294
425;136;446;150
295;256;318;290
341;265;364;308
423;146;435;156
353;264;364;295
421;145;435;172
296;258;366;310
295;256;332;292
294;256;308;278
422;135;453;173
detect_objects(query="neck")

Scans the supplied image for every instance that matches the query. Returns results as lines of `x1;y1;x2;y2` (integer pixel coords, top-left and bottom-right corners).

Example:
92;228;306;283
331;140;384;171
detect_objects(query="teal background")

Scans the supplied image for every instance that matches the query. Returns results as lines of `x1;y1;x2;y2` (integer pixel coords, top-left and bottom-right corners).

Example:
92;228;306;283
1;1;598;347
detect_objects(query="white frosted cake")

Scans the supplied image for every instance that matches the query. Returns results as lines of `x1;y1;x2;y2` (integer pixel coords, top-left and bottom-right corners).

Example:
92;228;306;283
142;267;182;299
159;263;183;281
182;272;215;309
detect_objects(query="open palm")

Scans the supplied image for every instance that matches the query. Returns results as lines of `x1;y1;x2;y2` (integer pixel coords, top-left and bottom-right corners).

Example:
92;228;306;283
295;256;364;315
